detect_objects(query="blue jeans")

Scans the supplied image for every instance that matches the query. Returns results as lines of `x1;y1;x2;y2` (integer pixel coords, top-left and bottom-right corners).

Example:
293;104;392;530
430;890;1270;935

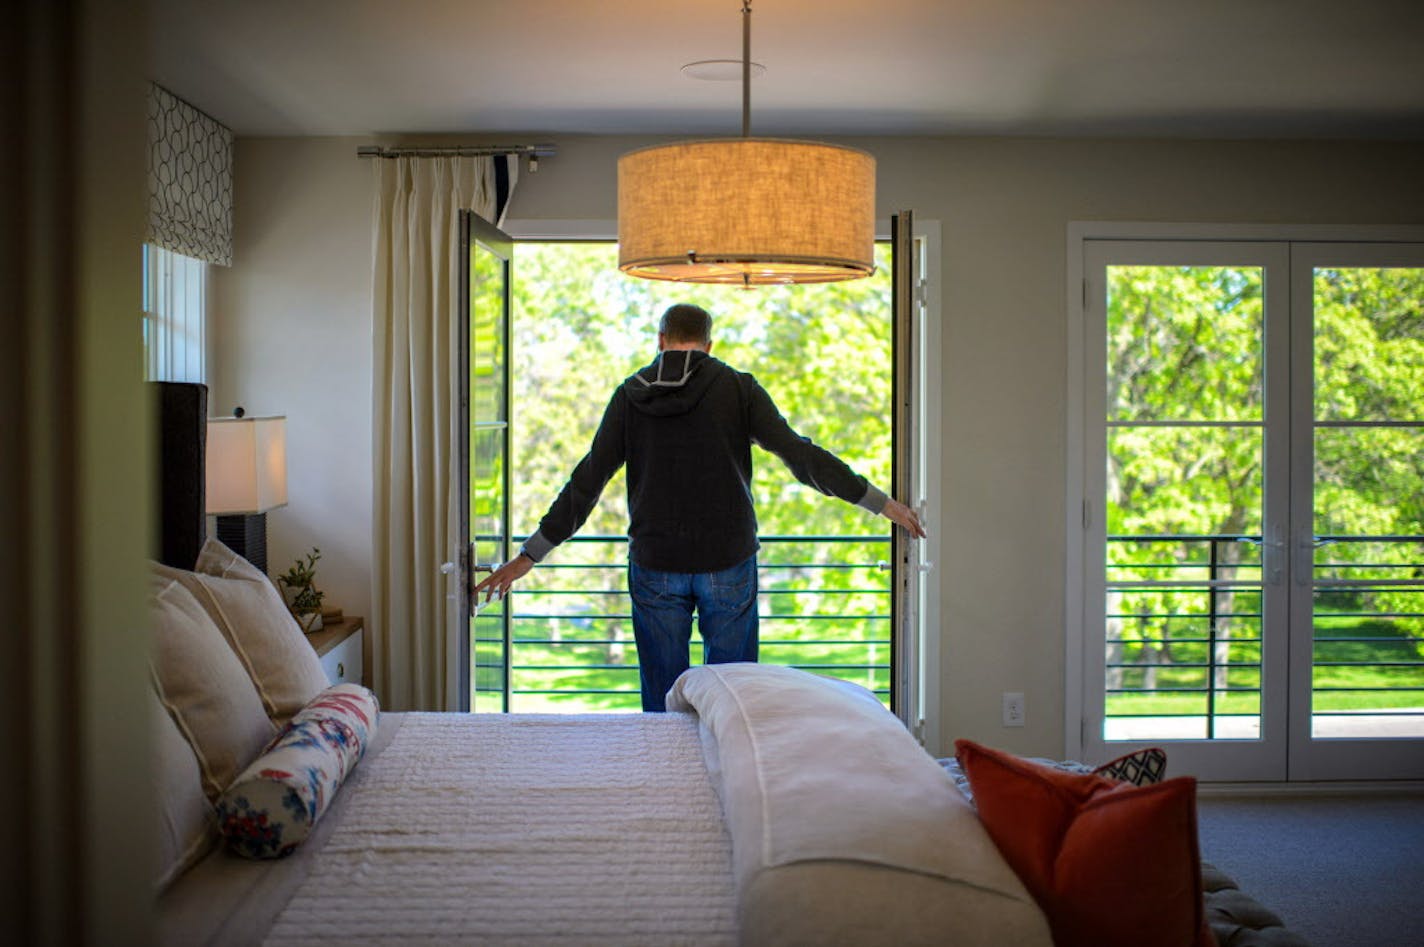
628;555;759;712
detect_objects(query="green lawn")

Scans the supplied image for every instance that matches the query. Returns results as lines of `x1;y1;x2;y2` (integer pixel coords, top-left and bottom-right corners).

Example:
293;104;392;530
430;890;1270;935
473;558;1422;718
1106;617;1424;718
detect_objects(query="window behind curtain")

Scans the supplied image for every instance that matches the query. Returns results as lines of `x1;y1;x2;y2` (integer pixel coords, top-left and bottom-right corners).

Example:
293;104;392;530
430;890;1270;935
143;243;206;382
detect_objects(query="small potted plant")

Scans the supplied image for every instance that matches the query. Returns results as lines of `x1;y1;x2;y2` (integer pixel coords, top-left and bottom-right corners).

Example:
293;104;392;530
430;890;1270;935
278;547;325;633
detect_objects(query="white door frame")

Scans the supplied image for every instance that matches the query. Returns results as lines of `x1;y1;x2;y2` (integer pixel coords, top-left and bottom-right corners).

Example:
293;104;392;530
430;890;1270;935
503;219;943;752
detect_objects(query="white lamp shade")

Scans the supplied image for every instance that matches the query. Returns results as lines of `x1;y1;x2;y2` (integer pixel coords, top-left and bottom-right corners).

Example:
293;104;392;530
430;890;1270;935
206;416;288;515
618;138;876;285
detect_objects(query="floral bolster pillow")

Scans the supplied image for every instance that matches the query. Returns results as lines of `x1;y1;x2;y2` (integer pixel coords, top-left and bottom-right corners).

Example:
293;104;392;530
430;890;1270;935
217;683;380;859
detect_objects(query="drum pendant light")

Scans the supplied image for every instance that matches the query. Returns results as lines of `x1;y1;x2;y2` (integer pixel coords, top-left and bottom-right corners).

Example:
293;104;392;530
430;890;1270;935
618;1;876;285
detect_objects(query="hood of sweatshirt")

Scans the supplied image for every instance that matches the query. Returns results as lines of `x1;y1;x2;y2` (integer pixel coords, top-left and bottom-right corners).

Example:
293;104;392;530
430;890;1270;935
622;349;723;417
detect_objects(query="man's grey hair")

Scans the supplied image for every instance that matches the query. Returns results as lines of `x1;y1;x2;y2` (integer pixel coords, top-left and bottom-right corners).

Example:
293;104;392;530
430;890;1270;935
659;304;712;346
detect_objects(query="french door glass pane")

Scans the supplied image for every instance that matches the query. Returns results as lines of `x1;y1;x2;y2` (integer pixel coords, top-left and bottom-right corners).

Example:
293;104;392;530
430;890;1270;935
1107;265;1264;422
471;235;510;713
472;241;507;423
1104;264;1266;741
1311;266;1424;738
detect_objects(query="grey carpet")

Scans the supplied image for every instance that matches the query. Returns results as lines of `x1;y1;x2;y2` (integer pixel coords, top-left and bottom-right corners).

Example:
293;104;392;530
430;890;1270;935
1196;792;1424;947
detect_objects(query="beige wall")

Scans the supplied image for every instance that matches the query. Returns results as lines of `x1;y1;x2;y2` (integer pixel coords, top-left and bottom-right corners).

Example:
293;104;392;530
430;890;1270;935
211;139;374;634
213;133;1424;757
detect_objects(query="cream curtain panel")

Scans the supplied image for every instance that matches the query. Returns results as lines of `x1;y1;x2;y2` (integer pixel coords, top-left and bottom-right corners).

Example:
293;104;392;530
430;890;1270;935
371;156;516;712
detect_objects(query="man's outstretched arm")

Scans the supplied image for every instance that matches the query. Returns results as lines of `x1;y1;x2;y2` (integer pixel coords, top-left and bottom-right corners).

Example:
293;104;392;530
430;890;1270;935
745;376;926;539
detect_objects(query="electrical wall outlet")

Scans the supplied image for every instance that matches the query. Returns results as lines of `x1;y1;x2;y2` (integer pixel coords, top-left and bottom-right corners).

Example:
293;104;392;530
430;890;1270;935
1002;692;1025;727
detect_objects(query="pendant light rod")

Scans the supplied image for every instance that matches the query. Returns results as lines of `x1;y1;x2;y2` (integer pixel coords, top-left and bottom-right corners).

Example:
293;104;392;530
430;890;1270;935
742;0;752;137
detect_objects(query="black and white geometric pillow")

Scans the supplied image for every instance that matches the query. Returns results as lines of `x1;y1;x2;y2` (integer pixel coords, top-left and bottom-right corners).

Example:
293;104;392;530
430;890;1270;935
1093;747;1168;786
937;746;1167;804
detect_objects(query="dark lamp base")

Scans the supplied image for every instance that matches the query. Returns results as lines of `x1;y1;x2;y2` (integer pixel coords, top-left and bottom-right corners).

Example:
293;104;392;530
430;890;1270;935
215;512;268;574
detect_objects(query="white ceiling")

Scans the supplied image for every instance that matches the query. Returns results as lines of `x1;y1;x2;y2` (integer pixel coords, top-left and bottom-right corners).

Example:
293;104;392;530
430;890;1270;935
151;0;1424;139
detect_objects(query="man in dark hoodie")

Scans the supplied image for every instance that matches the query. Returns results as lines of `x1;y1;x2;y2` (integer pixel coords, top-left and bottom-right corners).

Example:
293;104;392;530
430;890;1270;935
474;303;926;711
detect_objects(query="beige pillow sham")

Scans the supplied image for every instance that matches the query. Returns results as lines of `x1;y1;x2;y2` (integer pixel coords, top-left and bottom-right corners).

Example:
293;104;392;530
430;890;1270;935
150;569;277;801
159;539;331;725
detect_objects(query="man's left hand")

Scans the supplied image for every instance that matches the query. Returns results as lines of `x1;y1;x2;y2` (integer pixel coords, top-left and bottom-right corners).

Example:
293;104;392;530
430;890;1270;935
472;553;535;604
882;499;927;539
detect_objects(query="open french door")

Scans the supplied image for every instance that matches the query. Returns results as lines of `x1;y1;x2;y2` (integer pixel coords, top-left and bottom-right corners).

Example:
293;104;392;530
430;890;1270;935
456;210;514;712
456;218;935;723
891;210;932;738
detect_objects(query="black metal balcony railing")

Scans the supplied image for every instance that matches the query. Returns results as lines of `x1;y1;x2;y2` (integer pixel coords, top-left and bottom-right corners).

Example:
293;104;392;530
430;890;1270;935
474;534;892;712
1104;533;1424;737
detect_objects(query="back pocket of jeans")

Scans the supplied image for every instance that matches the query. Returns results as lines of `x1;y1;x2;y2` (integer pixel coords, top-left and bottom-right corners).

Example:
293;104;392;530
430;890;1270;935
711;562;755;611
630;565;669;604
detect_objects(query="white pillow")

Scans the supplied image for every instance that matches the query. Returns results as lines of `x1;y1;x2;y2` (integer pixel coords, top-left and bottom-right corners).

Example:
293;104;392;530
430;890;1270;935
157;539;330;725
150;685;216;889
150;567;277;801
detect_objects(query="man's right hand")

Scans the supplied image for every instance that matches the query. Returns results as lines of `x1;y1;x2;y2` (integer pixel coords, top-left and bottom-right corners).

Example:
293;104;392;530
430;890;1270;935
472;553;535;604
882;499;927;539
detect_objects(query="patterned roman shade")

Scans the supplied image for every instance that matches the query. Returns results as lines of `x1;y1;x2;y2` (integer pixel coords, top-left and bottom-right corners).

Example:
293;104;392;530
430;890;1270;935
147;84;233;266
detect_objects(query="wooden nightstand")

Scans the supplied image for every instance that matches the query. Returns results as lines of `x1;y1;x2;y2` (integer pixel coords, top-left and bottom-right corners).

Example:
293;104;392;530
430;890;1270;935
307;616;365;687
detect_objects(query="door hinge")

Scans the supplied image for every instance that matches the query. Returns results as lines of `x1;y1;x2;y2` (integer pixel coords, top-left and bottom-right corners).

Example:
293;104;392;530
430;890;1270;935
1082;277;1088;308
1082;498;1091;530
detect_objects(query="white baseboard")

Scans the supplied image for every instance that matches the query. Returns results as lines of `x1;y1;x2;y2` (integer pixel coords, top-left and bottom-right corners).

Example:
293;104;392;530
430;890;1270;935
1198;779;1424;798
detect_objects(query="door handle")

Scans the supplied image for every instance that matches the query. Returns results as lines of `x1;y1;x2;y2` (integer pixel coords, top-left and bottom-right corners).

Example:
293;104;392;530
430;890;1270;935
879;559;934;573
1243;526;1287;585
1267;524;1285;586
442;561;499;575
443;560;501;614
1294;531;1318;587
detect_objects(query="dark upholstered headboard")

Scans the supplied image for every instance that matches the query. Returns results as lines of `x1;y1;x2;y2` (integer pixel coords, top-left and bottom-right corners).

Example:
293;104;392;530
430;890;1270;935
153;381;208;569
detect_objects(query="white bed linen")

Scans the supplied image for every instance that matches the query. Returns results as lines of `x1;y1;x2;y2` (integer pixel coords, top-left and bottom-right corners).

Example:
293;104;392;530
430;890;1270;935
263;711;736;946
162;666;1051;946
668;664;1052;946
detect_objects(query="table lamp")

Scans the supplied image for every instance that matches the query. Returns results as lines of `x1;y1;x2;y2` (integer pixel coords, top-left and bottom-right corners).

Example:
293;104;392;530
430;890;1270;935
205;411;287;573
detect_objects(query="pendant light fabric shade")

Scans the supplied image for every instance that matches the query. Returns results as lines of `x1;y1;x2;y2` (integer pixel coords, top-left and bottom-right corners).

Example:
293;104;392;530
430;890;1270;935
618;138;876;284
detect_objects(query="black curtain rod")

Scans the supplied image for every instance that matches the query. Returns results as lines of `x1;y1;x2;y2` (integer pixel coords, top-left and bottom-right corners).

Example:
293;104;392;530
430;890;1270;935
356;144;556;159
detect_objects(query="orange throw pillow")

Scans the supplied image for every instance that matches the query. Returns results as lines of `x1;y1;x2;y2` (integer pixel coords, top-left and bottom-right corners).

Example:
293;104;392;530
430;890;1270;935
955;740;1214;947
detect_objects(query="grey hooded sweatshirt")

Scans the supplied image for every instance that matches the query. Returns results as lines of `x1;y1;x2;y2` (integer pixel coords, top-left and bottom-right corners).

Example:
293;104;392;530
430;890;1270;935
521;349;887;574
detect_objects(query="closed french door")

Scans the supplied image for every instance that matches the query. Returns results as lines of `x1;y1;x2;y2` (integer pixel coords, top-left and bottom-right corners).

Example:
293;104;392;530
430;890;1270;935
1080;238;1424;781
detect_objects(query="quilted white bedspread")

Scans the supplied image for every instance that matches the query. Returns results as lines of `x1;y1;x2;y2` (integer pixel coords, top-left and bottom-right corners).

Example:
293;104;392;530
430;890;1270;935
264;712;736;946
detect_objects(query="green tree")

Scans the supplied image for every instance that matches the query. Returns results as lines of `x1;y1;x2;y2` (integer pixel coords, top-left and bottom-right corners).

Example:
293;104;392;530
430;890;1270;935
1104;264;1424;720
